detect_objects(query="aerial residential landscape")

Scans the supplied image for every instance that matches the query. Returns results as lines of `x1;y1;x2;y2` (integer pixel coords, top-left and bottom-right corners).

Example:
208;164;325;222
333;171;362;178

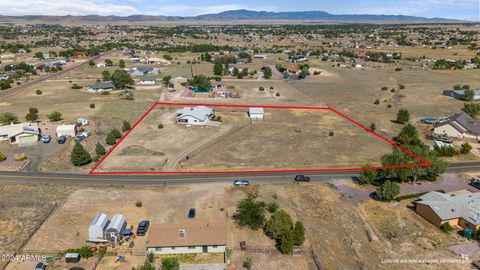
0;1;479;270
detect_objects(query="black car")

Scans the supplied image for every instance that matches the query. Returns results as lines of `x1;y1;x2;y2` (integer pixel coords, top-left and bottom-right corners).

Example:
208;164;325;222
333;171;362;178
34;262;47;270
188;208;196;219
136;220;150;236
294;175;311;182
57;135;67;144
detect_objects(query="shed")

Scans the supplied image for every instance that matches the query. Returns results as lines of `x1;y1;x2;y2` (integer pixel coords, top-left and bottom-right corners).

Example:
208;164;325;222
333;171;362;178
248;108;264;120
56;125;77;137
105;214;126;243
88;213;109;242
65;253;81;263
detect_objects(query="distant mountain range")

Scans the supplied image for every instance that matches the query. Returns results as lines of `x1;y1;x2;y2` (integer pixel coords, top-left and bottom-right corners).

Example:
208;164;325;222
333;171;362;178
0;9;456;23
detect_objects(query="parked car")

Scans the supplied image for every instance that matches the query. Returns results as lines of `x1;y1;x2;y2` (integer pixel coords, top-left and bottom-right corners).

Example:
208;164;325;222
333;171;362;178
57;135;66;144
74;135;86;142
76;118;89;126
470;178;480;189
34;263;47;270
41;135;51;143
233;179;250;186
188;208;196;219
294;175;311;182
81;131;91;138
136;220;150;236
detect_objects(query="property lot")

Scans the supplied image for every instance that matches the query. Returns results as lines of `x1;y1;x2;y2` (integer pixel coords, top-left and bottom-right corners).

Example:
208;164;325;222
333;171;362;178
94;103;399;173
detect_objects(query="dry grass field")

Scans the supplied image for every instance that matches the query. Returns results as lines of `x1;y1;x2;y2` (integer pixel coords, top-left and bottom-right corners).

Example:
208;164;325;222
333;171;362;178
95;105;395;173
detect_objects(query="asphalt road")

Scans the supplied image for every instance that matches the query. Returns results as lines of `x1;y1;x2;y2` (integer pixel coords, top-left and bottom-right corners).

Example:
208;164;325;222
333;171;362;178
0;162;479;186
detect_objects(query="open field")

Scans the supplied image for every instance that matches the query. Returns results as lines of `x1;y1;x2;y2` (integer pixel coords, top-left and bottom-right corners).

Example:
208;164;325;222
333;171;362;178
94;104;398;173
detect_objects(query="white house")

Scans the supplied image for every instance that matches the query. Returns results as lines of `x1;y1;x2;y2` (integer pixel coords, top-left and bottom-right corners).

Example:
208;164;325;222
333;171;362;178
56;125;77;137
176;106;213;126
139;77;156;85
88;213;110;243
0;122;39;146
248;107;264;120
146;219;227;255
433;112;480;139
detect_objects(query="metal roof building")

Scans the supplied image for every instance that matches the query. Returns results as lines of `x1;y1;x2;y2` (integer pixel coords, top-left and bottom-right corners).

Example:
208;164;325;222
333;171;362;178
88;213;109;242
105;214;126;243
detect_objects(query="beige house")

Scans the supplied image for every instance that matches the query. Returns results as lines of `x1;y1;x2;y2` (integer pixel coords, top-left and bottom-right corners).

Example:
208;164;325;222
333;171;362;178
433;112;480;139
415;191;480;231
146;219;227;255
0;123;39;146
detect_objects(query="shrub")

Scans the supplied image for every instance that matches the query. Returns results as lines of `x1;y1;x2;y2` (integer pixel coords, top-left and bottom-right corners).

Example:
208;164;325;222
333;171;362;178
374;99;380;105
395;67;402;71
440;222;454;234
292;221;306;246
0;152;5;162
101;91;110;95
391;88;396;93
47;111;62;122
399;84;405;90
158;124;164;129
265;209;294;240
387;104;392;108
275;93;280;97
71;84;82;89
161;257;179;270
270;86;274;90
259;86;265;91
376;180;400;201
460;142;473;154
329;131;334;136
243;257;253;270
267;202;279;213
381;86;388;91
13;153;27;161
89;103;95;108
122;120;131;132
35;89;42;95
106;132;116;145
0;112;18;125
396;108;410;124
111;128;122;139
135;200;143;207
65;246;94;259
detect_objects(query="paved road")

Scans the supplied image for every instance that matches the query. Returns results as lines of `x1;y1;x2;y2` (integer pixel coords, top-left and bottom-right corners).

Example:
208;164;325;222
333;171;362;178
0;162;479;186
0;53;106;99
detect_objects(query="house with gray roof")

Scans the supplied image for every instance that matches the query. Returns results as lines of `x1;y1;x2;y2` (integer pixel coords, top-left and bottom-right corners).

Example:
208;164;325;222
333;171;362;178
176;106;213;126
130;67;159;77
433;112;480;139
86;81;115;92
443;89;480;101
415;191;480;230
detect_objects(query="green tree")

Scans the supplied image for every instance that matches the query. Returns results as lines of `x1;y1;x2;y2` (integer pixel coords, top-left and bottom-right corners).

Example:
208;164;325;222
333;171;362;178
359;167;377;184
396;124;422;147
88;60;95;68
279;230;294;254
0;151;6;162
122;120;131;132
101;70;111;81
213;63;223;76
263;66;272;79
292;221;306;246
118;59;126;68
106;132;116;145
376;180;400;201
104;59;113;66
161;257;179;270
460;142;473;154
396;108;410;124
111;128;122;139
71;142;92;166
265;209;294;240
463;103;480;118
243;257;253;270
95;142;106;156
464;89;475;101
47;111;62;122
25;107;39;122
162;75;172;86
187;75;212;91
267;201;279;213
0;112;18;125
34;51;44;59
233;193;266;230
111;69;133;89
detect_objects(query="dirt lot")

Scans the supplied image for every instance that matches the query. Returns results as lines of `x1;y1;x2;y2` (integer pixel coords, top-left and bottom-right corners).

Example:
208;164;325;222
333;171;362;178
6;182;468;270
96;106;394;173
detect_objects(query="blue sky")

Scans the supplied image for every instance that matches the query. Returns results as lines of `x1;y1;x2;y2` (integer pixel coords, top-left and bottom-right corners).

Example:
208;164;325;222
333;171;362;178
0;0;478;20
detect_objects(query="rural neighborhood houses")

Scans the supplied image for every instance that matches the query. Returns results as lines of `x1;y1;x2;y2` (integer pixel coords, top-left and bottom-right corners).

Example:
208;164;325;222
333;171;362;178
433;112;480;139
415;191;480;231
0;122;40;146
146;219;227;255
176;106;214;126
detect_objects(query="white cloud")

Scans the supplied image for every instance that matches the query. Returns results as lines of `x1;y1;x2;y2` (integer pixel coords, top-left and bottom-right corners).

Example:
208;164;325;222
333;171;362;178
0;0;139;16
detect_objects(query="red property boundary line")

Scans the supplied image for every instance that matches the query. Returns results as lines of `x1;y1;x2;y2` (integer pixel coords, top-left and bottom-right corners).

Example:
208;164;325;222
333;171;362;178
90;102;431;175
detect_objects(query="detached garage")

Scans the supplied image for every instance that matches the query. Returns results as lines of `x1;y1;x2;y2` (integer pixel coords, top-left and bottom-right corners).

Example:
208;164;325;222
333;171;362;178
248;107;264;120
56;124;77;137
88;213;109;242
